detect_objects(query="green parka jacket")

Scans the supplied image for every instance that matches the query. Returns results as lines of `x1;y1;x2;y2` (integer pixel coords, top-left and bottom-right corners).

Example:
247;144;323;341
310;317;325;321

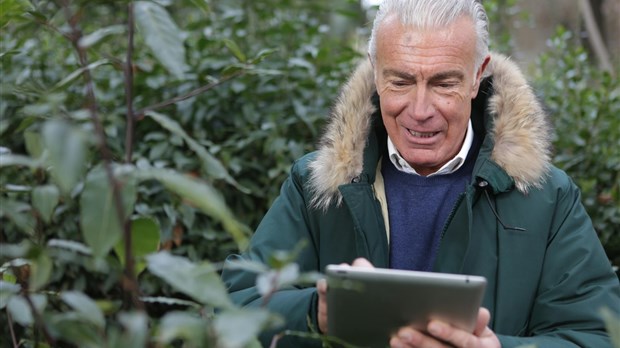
221;54;620;347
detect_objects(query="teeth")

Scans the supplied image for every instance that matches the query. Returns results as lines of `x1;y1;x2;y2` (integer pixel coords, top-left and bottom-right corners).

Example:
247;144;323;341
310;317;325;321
409;130;437;138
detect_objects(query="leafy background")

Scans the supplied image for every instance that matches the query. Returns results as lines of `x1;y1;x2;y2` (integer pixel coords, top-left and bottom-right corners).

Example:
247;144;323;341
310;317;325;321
0;0;618;347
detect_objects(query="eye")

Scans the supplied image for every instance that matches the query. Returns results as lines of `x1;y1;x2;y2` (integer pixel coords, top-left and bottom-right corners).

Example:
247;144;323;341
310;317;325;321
437;81;459;89
391;80;410;87
436;81;459;89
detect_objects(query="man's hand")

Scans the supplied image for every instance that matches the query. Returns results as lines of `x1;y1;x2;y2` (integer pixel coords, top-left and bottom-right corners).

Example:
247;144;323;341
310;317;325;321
316;258;375;333
389;307;500;348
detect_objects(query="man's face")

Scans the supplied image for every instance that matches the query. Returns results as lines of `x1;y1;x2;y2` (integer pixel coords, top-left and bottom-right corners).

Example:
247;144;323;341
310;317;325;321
374;15;489;176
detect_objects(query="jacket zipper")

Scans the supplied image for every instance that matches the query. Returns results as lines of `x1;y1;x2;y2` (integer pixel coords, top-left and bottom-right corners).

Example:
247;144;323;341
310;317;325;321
439;192;466;244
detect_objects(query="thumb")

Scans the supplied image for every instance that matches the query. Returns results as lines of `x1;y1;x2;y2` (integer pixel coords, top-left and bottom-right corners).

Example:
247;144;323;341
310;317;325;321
474;307;491;336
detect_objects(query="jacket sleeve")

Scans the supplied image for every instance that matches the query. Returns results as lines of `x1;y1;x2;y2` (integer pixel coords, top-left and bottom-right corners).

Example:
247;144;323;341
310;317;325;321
498;174;620;347
220;158;322;347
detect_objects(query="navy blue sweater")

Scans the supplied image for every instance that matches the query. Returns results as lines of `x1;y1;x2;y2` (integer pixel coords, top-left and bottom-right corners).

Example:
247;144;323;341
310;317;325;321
382;140;480;271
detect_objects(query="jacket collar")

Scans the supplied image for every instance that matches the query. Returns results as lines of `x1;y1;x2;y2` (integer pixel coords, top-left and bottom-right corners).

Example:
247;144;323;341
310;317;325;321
308;53;552;210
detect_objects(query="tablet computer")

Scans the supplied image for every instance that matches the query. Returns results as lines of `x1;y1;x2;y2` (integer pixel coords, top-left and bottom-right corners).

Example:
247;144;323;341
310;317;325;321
326;265;487;347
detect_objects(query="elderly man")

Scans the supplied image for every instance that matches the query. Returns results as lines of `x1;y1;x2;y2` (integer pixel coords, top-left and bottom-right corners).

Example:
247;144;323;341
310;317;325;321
221;0;620;347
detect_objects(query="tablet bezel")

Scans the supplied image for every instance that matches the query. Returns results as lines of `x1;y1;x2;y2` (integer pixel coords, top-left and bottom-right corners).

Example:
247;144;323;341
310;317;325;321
325;265;487;347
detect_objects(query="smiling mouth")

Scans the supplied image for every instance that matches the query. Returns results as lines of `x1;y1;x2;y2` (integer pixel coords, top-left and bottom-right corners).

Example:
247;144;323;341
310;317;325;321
408;129;439;138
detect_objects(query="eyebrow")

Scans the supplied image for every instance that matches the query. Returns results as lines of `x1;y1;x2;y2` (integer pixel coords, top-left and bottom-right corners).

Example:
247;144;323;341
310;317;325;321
382;69;465;83
429;70;465;83
383;69;416;81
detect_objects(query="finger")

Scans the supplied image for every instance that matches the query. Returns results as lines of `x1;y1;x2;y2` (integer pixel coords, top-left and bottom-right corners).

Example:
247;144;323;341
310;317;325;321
474;307;491;336
391;327;448;348
316;278;327;293
351;257;375;268
316;279;328;333
428;320;482;348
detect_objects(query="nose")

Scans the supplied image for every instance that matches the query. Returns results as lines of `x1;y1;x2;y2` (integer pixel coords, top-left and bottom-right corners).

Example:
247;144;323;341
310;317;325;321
409;87;434;121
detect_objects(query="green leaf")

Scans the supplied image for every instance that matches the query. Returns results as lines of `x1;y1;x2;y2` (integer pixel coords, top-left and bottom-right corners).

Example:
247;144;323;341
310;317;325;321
78;25;126;49
53;60;110;90
7;295;32;326
0;281;20;309
117;311;148;348
146;251;233;308
47;239;92;255
0;48;21;59
157;312;207;346
0;0;33;27
248;48;279;64
214;308;283;348
134;1;188;79
256;263;299;296
29;250;52;291
0;241;31;258
48;313;102;348
42;120;88;195
145;111;249;193
80;164;137;258
600;307;620;348
61;291;105;329
114;217;160;275
95;299;122;315
7;294;47;326
32;184;60;224
140;296;200;308
0;199;35;236
24;129;44;159
189;0;209;14
222;39;247;62
0;153;40;169
136;168;250;250
2;272;17;284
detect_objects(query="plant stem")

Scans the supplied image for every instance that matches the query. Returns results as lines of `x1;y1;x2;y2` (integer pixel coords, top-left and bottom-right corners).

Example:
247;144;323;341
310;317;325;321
23;292;56;346
125;2;136;164
6;310;18;348
59;0;142;311
121;3;142;311
134;70;246;118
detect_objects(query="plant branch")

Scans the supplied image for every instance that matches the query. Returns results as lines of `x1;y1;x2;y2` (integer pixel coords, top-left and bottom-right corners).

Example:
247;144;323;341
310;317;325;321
31;13;72;42
579;0;614;76
59;0;142;311
124;2;136;163
134;70;246;118
23;292;56;346
6;310;18;348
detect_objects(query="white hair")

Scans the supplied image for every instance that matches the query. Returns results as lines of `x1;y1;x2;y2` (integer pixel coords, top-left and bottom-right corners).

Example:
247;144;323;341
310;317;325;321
368;0;489;69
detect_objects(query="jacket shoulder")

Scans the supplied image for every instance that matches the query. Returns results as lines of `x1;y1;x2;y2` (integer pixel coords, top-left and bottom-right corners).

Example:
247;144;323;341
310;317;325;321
290;152;319;183
539;165;580;196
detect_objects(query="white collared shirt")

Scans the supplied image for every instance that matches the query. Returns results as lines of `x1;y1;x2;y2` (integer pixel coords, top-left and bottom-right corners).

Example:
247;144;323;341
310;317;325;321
387;120;473;177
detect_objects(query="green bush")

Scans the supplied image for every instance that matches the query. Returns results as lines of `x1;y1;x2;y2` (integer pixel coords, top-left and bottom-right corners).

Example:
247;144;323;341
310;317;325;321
533;27;620;269
1;0;363;346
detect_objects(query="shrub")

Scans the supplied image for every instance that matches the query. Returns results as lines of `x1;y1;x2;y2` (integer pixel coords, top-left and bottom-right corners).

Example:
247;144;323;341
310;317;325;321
533;27;620;269
0;0;363;346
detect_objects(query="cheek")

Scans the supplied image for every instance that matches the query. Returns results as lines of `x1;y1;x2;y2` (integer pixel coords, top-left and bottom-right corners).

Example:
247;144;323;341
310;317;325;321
436;97;470;127
380;95;408;117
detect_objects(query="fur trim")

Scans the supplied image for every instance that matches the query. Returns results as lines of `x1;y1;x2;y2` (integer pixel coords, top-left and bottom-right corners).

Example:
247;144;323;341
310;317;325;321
308;59;376;209
308;53;551;210
487;54;552;193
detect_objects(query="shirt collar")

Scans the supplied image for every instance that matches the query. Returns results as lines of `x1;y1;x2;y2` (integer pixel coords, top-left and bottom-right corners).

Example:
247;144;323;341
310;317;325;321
387;120;473;177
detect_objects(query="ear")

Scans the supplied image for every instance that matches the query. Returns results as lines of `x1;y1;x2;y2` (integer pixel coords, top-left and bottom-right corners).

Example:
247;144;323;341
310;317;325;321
368;52;376;76
368;52;380;93
471;55;491;98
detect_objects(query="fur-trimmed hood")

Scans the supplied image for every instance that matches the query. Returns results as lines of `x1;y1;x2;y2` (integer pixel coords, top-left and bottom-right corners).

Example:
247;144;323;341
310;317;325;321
308;53;552;210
